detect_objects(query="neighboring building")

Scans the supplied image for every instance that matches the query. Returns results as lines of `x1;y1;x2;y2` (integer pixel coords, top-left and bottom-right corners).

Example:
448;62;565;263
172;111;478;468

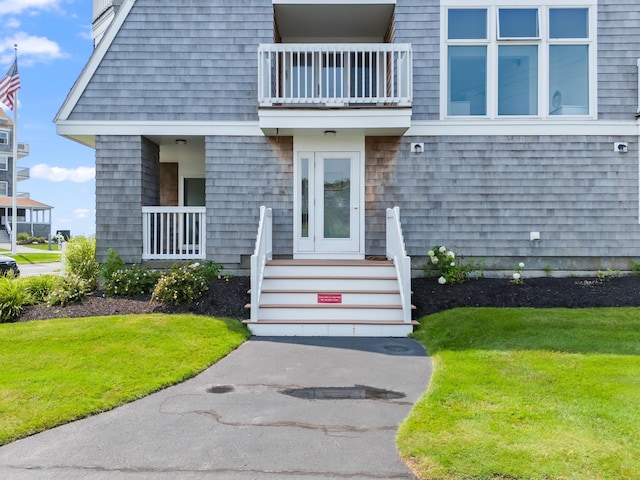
0;110;52;242
54;0;640;335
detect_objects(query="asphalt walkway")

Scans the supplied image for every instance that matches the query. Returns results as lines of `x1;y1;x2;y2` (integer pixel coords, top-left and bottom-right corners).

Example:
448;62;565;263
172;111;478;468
0;337;432;479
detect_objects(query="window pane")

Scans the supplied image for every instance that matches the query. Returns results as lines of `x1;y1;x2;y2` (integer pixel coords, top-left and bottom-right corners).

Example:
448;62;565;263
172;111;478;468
0;182;6;196
0;156;7;170
498;45;538;116
550;9;588;39
448;9;487;39
549;45;589;115
300;158;309;238
448;46;487;116
499;9;539;38
323;159;351;239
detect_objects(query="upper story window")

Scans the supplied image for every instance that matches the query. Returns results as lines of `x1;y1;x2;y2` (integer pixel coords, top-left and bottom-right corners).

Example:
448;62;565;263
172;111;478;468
0;181;7;196
0;131;8;145
444;2;595;119
0;155;7;171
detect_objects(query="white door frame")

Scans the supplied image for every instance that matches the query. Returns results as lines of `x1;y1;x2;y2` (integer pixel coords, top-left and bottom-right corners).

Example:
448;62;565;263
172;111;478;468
293;135;365;259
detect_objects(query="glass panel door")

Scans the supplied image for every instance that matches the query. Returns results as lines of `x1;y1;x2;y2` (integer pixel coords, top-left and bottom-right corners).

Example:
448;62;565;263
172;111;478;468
322;158;351;239
296;152;361;255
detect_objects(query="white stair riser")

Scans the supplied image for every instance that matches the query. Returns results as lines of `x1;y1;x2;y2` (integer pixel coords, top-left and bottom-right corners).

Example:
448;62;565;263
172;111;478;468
262;277;399;291
260;292;401;305
259;307;404;322
265;265;396;277
247;323;414;337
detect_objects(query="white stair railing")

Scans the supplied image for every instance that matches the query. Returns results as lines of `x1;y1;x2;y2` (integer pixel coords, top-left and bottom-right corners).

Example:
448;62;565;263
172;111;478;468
250;206;273;322
386;207;412;323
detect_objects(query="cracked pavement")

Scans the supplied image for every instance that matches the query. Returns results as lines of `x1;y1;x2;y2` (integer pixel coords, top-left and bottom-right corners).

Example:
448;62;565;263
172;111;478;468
0;337;432;479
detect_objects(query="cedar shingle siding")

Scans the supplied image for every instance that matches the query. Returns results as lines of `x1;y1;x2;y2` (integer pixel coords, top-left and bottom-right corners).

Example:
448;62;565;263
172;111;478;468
66;1;640;271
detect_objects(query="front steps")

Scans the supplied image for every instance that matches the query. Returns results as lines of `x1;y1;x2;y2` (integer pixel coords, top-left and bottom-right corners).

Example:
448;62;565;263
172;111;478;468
244;260;416;337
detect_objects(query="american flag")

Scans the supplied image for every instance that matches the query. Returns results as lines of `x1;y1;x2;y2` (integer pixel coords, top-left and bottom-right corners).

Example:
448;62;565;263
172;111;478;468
0;59;21;111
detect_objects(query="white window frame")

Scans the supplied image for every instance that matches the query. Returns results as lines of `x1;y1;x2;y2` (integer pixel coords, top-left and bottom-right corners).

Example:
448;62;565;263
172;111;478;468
0;131;8;146
0;155;7;171
0;181;7;196
441;0;597;120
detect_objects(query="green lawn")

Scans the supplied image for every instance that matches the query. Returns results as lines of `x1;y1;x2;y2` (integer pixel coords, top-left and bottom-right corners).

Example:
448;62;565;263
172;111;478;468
8;252;62;264
0;314;249;445
20;244;60;252
398;307;640;480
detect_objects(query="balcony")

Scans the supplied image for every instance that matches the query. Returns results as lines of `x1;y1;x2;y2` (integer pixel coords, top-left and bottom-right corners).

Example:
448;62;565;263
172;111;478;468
17;142;29;157
17;167;29;182
258;43;412;135
259;43;412;107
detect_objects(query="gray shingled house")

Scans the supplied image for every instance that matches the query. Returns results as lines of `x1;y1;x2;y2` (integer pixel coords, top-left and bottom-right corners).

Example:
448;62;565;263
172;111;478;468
56;0;640;336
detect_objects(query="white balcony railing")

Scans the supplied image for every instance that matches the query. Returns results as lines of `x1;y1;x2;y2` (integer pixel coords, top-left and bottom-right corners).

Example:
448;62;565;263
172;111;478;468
142;207;206;261
258;43;412;107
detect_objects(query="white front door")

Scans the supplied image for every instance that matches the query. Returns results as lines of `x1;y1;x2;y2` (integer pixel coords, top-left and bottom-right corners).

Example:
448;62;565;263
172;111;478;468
296;151;363;257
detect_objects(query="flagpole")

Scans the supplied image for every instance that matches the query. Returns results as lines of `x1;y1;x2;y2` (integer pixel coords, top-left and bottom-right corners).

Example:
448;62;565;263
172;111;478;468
10;46;18;256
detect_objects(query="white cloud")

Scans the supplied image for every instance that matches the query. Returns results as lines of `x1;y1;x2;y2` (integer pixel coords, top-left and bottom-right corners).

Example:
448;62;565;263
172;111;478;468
0;0;60;16
31;163;95;183
73;208;94;220
1;32;66;66
6;18;21;28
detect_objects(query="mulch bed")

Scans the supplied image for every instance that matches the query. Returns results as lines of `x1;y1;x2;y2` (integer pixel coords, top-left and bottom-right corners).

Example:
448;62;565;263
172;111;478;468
15;275;640;323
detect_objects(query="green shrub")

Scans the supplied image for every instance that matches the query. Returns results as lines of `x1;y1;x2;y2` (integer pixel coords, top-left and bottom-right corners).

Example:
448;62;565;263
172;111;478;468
425;245;485;285
64;237;99;290
99;248;125;283
151;263;208;305
0;276;32;323
20;275;63;304
46;275;90;307
104;265;160;297
200;260;224;281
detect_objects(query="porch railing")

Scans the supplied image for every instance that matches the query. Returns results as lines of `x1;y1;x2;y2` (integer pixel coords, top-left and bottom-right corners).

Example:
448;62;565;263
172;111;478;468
142;207;206;261
258;43;412;107
250;206;273;322
386;207;412;324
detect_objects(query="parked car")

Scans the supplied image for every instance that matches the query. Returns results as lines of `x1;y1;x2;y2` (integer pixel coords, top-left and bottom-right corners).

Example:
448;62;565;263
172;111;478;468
0;255;19;277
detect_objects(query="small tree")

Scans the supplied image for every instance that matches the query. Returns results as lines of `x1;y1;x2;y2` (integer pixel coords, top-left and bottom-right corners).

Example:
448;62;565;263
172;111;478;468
64;237;99;290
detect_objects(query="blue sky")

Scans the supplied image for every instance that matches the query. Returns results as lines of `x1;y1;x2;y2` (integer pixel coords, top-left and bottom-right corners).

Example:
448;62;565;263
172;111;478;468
1;0;96;237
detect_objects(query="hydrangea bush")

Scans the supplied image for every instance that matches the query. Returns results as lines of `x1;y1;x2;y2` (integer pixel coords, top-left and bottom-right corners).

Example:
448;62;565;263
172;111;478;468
104;264;160;297
425;245;485;285
151;262;209;305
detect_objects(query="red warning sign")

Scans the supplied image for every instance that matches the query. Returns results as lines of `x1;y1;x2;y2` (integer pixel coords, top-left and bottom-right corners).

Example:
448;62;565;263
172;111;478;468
317;293;342;304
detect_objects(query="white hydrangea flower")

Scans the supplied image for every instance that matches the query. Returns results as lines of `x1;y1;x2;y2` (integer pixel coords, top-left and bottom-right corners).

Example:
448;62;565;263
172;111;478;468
450;262;455;267
513;272;521;281
439;246;447;253
518;262;525;268
438;276;447;285
431;257;439;264
427;250;434;257
447;251;455;259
